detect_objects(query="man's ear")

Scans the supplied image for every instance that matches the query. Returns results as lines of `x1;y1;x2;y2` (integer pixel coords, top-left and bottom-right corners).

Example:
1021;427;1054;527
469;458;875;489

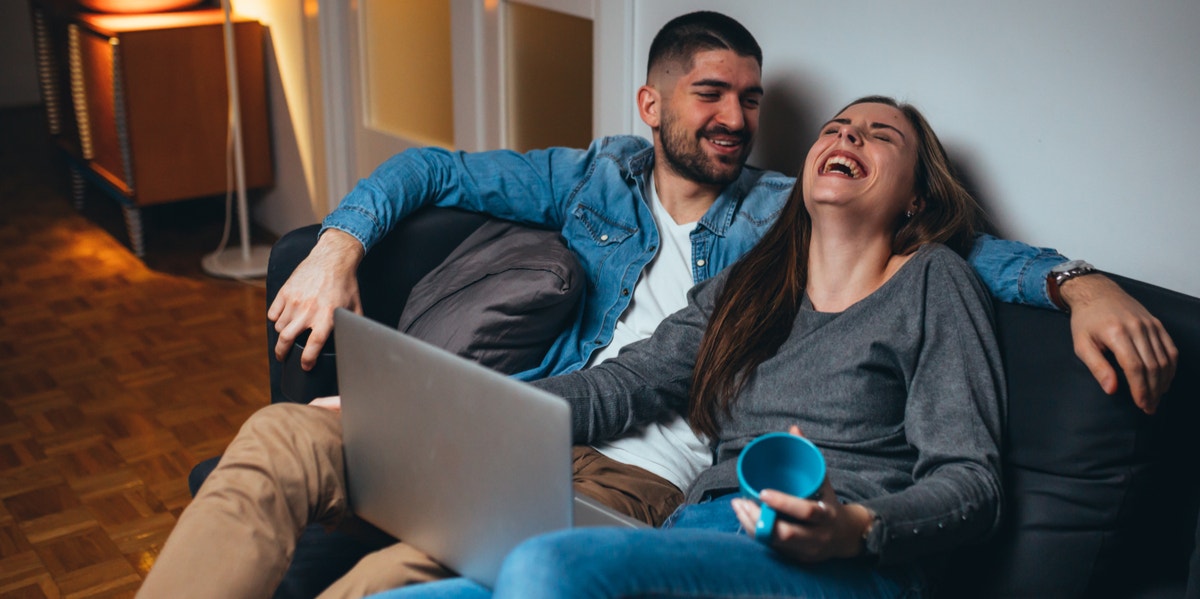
637;85;661;129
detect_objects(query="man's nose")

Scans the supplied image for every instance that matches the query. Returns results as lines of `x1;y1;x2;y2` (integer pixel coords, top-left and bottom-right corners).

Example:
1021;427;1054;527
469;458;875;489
714;96;745;131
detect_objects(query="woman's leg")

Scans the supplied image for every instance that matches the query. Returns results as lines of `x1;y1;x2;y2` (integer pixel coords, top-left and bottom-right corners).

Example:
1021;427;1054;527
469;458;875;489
137;404;352;598
490;526;920;599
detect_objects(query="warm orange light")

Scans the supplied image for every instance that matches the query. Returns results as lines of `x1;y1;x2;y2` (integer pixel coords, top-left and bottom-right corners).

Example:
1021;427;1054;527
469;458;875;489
484;0;500;12
77;0;205;13
81;8;242;33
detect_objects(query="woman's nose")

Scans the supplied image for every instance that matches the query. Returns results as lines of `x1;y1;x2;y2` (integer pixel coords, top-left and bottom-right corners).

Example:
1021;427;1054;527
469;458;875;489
838;124;860;144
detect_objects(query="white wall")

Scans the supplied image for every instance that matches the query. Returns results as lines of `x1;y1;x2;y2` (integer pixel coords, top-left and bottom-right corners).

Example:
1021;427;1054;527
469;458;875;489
232;0;327;237
625;1;1200;296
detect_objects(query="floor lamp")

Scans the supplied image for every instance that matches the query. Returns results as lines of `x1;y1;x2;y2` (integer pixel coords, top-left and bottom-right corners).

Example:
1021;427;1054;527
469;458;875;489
201;0;271;278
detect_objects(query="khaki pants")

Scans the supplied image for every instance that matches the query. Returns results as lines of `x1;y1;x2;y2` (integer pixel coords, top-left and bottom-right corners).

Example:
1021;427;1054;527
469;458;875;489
137;403;683;599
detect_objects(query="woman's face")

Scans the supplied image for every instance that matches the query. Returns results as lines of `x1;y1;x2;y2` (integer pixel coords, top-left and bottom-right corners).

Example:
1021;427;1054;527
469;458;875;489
801;102;920;224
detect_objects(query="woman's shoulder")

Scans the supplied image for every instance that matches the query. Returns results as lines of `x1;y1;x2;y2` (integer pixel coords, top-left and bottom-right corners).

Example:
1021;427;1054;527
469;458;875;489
909;243;993;306
911;242;975;275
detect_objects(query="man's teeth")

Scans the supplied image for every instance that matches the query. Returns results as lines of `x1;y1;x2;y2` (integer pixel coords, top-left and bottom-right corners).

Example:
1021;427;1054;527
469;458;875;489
823;156;862;178
709;138;738;147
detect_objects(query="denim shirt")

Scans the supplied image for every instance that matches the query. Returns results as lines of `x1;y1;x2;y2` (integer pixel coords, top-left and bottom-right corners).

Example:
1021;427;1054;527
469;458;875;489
323;135;1066;380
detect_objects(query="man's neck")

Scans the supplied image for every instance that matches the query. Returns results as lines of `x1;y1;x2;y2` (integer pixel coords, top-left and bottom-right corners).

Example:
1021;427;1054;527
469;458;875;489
651;166;725;226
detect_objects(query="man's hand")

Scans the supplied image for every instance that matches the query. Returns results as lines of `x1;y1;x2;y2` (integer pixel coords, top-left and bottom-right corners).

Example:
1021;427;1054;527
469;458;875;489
267;229;366;371
1060;274;1178;414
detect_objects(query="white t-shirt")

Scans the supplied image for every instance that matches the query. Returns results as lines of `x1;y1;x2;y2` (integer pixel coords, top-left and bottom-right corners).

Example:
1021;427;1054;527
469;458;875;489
586;181;712;491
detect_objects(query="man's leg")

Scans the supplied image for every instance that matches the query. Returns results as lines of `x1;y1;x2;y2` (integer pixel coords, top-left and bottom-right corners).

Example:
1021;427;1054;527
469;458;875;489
571;446;684;527
137;404;351;598
316;540;455;599
311;446;684;598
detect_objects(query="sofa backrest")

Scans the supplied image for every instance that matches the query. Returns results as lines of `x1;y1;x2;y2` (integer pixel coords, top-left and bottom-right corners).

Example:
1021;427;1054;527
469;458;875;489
940;275;1199;598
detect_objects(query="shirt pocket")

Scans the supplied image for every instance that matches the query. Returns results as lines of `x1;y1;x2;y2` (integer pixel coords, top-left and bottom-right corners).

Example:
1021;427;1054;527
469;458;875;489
570;202;636;247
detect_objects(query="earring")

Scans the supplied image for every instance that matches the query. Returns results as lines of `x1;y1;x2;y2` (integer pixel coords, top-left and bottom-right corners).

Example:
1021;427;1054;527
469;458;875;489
905;209;914;218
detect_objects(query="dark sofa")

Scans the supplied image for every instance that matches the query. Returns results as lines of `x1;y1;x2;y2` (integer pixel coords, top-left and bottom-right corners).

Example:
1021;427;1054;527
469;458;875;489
203;207;1199;598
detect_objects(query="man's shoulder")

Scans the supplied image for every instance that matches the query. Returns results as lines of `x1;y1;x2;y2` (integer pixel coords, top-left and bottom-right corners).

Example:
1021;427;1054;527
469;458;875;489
589;135;653;166
594;135;653;153
740;165;796;192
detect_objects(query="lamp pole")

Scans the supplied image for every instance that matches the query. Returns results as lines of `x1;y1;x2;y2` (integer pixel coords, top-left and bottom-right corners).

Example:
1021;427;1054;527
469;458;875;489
201;0;270;278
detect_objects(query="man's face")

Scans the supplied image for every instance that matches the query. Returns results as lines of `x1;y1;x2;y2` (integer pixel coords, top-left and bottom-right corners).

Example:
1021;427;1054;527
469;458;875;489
656;50;763;187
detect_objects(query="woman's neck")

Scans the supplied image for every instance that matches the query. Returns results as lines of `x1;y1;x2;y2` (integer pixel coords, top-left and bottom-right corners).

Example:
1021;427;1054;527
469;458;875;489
805;221;913;313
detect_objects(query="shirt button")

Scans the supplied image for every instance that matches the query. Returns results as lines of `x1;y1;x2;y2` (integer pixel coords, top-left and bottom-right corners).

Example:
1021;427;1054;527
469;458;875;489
696;259;706;267
600;234;609;242
621;288;630;296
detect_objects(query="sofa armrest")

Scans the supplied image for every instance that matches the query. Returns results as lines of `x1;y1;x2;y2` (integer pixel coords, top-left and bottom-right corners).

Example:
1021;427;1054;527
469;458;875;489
939;274;1199;598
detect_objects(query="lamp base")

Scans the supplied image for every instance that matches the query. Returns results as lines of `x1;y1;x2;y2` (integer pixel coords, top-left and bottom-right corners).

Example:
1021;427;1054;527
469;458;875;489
200;245;272;279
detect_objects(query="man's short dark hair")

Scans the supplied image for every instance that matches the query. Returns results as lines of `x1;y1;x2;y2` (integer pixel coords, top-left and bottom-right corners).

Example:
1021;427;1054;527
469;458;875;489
647;11;762;77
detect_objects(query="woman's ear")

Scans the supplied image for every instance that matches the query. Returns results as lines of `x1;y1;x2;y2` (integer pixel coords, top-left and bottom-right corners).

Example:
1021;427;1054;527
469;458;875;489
908;196;922;217
637;85;661;129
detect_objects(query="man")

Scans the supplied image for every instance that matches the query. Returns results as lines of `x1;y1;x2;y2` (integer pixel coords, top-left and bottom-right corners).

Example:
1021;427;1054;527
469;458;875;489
140;11;1176;599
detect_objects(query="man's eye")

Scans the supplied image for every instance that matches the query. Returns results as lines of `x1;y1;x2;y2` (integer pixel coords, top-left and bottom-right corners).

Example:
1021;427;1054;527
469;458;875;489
822;127;837;135
742;98;761;108
698;93;719;100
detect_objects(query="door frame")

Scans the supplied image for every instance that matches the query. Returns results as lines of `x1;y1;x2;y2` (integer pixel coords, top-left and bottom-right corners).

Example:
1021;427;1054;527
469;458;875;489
315;0;636;213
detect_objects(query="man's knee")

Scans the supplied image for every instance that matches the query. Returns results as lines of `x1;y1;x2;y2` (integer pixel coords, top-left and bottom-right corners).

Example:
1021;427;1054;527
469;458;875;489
238;403;341;449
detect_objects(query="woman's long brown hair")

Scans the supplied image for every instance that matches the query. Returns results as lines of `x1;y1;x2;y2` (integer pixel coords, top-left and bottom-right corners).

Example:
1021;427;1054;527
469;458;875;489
687;96;983;439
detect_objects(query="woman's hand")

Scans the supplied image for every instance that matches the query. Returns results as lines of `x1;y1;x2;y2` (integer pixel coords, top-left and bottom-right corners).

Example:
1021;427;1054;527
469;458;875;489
732;480;873;563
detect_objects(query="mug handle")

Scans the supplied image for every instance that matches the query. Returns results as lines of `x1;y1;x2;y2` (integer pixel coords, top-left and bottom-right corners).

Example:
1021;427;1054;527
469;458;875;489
754;504;777;544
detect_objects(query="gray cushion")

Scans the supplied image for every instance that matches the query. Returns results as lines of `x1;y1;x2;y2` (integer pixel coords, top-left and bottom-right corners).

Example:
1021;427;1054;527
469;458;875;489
398;219;583;375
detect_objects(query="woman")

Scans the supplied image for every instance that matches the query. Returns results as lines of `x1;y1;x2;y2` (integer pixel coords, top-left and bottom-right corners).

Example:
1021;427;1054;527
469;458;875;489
371;96;1005;599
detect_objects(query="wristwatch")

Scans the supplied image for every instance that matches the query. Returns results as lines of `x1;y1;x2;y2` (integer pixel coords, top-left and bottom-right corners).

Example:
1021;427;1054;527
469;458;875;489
1047;259;1098;312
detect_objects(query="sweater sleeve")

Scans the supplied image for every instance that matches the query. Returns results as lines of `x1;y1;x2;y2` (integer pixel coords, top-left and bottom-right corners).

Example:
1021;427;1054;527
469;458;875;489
531;272;725;443
860;248;1007;565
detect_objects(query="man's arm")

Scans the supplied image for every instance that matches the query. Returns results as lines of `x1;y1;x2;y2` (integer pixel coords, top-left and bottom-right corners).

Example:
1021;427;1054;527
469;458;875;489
269;142;603;368
968;234;1178;414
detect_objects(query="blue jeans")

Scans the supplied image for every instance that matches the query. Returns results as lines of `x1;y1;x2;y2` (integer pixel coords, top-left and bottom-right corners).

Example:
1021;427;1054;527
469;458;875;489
367;495;924;599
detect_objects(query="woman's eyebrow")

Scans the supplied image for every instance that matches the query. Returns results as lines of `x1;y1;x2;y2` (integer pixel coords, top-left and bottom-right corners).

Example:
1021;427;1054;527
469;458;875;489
821;117;907;140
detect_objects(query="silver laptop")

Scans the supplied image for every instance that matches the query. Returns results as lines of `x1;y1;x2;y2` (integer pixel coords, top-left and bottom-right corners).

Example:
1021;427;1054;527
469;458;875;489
335;309;647;587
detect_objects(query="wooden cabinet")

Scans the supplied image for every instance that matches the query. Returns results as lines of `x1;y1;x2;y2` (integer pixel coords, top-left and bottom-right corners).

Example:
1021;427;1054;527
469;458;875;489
30;3;272;256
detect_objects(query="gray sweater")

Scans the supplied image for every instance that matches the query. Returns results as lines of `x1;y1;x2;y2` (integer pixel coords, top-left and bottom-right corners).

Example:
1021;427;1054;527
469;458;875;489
533;243;1006;565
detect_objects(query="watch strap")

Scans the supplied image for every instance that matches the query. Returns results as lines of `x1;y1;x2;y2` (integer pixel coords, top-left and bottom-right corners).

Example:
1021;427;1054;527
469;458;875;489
1047;260;1097;312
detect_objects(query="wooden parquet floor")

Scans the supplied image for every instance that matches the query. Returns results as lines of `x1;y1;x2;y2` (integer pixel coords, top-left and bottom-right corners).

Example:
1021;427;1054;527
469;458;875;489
0;107;274;598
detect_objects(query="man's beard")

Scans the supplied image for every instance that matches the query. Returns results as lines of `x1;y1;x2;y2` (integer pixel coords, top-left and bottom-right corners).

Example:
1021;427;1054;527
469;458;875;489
659;112;752;187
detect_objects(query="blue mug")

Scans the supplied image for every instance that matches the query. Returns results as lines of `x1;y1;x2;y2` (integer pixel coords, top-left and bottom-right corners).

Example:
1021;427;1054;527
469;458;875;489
736;432;826;543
